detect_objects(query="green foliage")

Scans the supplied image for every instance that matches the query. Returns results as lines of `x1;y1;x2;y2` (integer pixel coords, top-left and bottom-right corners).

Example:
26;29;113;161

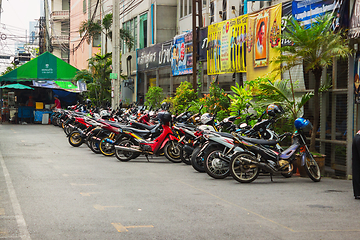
170;81;197;113
79;20;102;44
228;82;253;114
145;86;164;109
274;13;352;152
74;53;112;107
1;63;17;76
199;82;230;121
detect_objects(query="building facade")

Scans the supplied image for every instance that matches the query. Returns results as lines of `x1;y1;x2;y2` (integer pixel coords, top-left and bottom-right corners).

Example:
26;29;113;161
50;0;70;63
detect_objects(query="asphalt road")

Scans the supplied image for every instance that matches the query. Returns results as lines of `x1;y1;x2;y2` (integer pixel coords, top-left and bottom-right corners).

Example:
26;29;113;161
0;123;359;240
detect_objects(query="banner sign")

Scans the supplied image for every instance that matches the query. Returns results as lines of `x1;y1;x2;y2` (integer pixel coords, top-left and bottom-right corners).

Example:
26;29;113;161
199;27;208;61
349;0;360;38
171;32;193;76
207;15;248;75
137;41;172;72
246;3;282;81
292;0;337;28
354;53;360;104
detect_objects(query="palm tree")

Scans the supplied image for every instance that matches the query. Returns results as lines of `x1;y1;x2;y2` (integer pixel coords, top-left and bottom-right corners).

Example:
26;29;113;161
274;13;352;152
79;13;134;54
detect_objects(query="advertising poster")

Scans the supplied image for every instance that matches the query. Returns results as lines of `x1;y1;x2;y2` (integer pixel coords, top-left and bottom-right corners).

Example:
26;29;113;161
171;32;193;76
207;15;247;75
246;3;282;81
292;0;337;28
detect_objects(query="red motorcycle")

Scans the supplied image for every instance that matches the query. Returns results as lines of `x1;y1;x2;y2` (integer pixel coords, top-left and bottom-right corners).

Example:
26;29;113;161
114;112;183;163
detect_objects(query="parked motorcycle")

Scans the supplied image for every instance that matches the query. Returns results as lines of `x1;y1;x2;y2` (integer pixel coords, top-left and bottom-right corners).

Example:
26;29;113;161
229;117;321;183
114;112;183;163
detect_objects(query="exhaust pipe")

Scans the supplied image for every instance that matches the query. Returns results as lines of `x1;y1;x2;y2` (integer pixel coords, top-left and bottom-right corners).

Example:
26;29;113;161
114;145;142;153
183;145;194;154
238;157;276;173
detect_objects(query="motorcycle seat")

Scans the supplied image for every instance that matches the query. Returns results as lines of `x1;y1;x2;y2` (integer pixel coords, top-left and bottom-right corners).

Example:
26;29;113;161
176;123;197;130
121;127;150;135
240;136;278;146
216;132;234;139
130;121;157;130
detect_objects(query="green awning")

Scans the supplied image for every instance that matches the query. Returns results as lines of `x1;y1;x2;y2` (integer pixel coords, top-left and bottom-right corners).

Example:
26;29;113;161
0;52;78;82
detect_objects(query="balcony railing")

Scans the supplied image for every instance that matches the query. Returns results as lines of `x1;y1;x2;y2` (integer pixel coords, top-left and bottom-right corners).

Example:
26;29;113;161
51;35;69;45
51;10;69;20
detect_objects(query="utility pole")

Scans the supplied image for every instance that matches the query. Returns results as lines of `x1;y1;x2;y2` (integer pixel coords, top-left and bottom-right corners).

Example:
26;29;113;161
112;0;120;109
0;0;3;22
192;0;203;92
44;0;51;52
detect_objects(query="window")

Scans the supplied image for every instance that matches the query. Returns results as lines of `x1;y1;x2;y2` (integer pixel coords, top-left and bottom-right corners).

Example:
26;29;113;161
180;0;184;18
210;1;214;23
61;21;69;35
189;0;192;15
93;33;101;47
83;0;86;13
122;18;137;53
203;0;207;8
139;13;148;49
222;0;227;20
184;0;188;16
62;0;69;10
61;49;69;59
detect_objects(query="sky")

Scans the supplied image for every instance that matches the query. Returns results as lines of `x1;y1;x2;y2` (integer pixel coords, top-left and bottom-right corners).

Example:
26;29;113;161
0;0;41;72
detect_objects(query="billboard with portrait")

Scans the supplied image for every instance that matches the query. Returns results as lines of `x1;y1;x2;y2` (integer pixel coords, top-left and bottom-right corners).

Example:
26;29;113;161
246;3;282;81
207;15;247;75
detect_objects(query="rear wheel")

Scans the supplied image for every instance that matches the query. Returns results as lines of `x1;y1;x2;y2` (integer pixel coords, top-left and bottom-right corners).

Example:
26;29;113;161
191;146;205;172
89;139;101;154
115;139;141;162
180;146;192;165
99;138;115;156
229;152;259;183
304;152;321;182
68;131;83;147
204;148;230;179
163;140;182;163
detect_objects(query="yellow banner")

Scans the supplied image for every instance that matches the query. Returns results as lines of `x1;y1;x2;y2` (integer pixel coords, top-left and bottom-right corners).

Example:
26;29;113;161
207;15;248;75
246;3;282;81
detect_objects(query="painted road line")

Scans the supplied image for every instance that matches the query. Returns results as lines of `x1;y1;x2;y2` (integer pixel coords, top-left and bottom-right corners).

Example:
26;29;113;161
70;183;96;186
0;151;31;239
93;205;123;210
80;192;100;196
111;223;154;232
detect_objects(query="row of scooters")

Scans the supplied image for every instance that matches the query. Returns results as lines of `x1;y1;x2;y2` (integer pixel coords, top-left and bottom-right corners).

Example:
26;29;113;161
52;103;321;183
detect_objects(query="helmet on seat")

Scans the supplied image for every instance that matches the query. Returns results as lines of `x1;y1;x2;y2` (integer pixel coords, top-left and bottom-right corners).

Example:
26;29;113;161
161;102;169;110
266;104;283;117
100;110;110;119
294;118;313;131
200;113;213;125
157;111;172;123
85;99;92;106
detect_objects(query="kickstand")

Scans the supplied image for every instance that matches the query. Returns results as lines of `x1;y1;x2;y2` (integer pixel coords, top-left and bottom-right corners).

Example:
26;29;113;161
145;154;150;162
270;173;273;182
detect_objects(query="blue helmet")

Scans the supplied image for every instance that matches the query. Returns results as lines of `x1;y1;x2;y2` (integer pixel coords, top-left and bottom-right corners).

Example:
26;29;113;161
294;118;311;130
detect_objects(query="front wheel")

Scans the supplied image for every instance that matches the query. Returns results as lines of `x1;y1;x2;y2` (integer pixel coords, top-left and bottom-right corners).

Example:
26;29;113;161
99;138;115;156
304;152;321;182
229;152;259;183
163;140;182;163
204;148;230;179
68;131;84;147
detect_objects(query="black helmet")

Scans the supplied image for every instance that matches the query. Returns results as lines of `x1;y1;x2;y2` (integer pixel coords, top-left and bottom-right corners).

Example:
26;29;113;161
85;99;92;105
157;111;172;123
266;104;283;117
161;102;169;110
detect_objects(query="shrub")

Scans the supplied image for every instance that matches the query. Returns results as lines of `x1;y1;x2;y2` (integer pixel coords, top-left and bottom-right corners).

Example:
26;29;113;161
145;86;164;109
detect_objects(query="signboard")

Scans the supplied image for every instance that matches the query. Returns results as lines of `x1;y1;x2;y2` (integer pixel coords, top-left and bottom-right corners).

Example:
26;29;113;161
199;27;208;61
171;31;193;76
207;15;248;75
292;0;337;28
246;3;282;81
137;41;172;72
